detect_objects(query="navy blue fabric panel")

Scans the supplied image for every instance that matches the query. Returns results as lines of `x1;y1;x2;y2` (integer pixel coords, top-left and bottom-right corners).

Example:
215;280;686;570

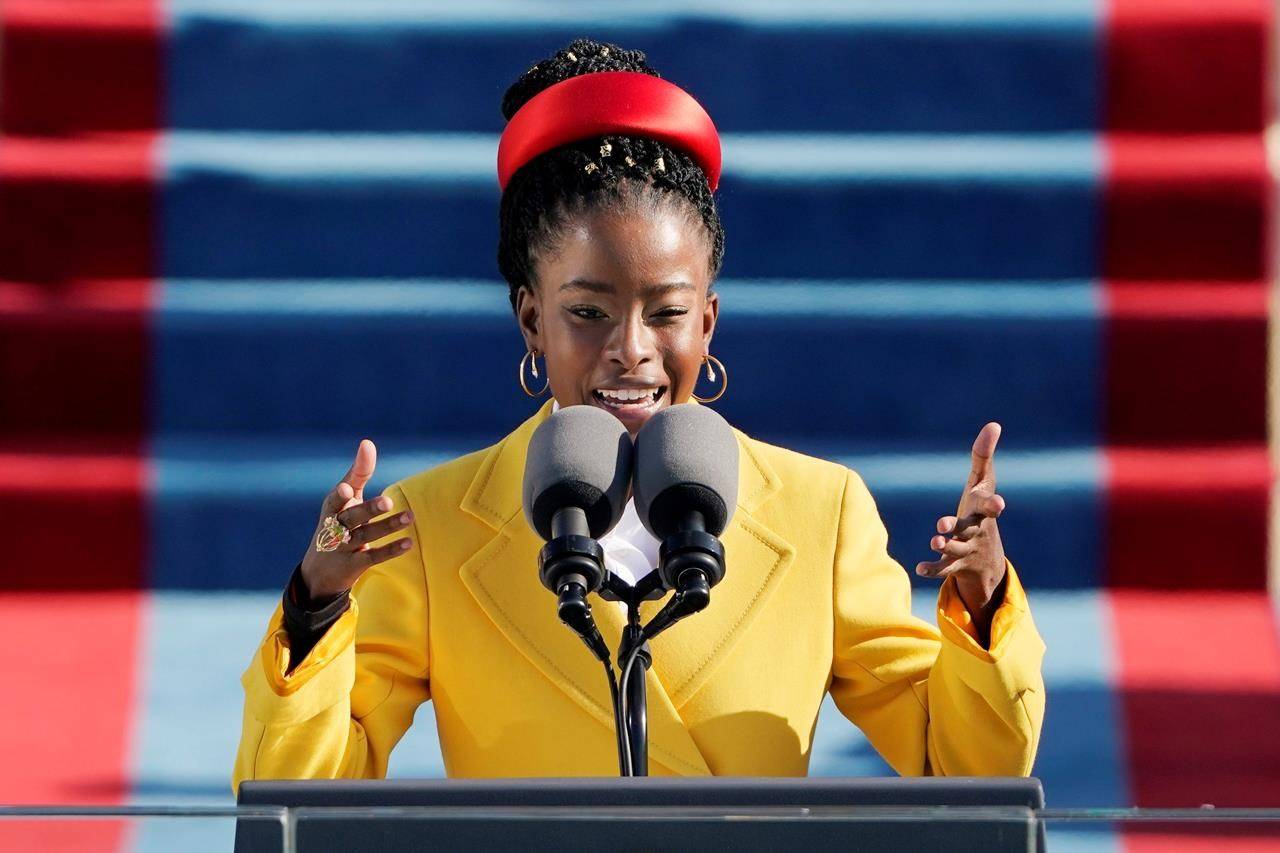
861;456;1103;591
162;176;496;280
147;436;466;589
153;287;1099;444
168;15;1099;133
717;175;1098;279
162;171;1098;280
149;436;1101;590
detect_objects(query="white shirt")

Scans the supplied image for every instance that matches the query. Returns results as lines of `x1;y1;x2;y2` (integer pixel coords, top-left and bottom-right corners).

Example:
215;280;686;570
550;399;661;596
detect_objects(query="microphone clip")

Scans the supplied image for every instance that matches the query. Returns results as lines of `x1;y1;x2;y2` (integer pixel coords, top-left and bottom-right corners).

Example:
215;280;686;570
537;533;611;664
642;529;726;643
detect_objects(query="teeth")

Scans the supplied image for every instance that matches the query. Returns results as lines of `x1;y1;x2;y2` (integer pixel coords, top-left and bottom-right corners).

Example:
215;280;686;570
594;387;661;407
597;387;658;402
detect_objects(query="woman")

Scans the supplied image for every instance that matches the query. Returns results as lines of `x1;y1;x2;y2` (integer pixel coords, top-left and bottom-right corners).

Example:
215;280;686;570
232;38;1044;787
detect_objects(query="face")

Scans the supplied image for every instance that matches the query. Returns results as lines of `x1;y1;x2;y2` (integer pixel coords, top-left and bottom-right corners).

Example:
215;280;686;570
516;198;718;440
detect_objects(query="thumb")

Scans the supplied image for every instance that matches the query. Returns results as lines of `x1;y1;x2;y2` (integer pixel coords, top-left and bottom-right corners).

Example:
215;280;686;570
965;422;1001;490
342;439;378;500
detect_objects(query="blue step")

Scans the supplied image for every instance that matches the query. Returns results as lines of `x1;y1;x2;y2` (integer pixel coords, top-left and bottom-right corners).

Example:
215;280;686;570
162;132;1100;280
154;279;1100;444
169;1;1100;133
149;433;1100;590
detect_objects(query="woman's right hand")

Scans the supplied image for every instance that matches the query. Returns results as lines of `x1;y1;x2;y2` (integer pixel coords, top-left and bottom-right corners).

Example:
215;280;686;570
299;439;414;600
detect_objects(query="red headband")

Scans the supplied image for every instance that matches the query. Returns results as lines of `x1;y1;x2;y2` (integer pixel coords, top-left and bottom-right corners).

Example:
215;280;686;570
496;70;721;193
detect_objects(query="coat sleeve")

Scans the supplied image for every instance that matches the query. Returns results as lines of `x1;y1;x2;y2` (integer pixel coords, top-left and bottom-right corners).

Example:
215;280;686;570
231;482;430;794
827;467;1045;777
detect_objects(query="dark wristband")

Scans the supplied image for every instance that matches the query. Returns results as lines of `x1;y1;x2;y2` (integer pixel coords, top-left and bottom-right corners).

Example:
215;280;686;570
282;562;351;670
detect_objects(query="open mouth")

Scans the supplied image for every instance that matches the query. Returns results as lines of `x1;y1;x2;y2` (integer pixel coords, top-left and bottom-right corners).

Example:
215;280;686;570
591;385;667;414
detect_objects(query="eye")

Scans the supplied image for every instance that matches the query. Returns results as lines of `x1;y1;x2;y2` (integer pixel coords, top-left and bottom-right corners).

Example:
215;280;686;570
568;306;605;320
655;307;688;320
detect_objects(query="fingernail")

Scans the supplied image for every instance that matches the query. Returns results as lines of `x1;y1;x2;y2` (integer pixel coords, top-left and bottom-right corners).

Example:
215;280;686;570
399;513;410;524
379;497;391;510
400;540;411;550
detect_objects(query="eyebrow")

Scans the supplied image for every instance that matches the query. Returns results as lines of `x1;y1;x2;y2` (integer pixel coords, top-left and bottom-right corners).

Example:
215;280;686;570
559;278;695;296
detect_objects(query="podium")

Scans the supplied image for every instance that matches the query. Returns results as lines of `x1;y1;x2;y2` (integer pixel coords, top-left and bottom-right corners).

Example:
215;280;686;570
235;777;1046;852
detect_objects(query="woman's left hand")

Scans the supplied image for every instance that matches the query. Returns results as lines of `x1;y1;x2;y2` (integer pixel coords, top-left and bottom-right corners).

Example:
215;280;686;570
915;422;1008;641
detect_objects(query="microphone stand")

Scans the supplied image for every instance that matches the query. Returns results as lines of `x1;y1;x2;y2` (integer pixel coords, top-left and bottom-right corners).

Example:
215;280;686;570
600;571;664;776
543;512;726;777
621;613;650;776
599;520;723;776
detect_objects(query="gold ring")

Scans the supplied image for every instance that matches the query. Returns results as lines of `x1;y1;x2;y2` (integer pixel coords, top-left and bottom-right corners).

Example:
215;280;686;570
316;515;352;552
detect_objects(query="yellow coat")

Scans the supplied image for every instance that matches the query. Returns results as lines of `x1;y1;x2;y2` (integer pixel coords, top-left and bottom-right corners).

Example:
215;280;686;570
233;397;1045;789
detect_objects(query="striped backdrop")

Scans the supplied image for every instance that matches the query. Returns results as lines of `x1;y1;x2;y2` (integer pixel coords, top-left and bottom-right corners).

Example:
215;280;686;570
0;2;1276;850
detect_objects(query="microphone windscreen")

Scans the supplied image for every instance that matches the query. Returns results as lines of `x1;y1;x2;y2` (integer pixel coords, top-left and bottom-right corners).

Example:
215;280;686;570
522;404;634;540
633;403;739;539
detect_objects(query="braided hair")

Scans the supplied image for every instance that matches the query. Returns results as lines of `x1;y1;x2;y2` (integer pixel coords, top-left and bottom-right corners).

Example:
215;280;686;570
497;38;726;313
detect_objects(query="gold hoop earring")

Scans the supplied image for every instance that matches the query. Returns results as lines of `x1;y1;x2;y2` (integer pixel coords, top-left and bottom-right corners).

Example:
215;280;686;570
692;354;727;403
519;348;550;397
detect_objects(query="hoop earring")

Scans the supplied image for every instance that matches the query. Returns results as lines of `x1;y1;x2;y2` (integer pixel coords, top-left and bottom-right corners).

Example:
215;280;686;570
692;354;727;403
519;348;551;397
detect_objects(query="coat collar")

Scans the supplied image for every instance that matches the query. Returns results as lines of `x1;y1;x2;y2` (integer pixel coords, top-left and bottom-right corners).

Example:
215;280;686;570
456;397;795;775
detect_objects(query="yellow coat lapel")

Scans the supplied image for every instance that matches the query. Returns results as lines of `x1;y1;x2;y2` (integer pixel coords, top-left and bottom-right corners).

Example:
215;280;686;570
457;397;795;776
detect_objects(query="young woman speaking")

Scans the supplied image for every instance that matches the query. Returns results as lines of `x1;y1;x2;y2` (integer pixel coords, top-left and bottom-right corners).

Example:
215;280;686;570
233;38;1044;787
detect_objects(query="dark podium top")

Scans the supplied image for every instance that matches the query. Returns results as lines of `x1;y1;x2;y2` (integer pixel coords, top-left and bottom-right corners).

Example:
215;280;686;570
236;776;1046;852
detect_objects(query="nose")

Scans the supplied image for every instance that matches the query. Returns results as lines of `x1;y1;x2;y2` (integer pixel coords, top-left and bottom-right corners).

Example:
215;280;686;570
606;308;658;371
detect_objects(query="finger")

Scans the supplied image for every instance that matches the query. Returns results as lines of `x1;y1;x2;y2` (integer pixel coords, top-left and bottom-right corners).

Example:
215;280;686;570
347;510;414;548
341;439;378;499
351;535;414;568
916;557;961;578
958;482;1007;522
930;534;977;559
968;489;1005;517
947;507;1002;542
336;495;395;529
320;479;356;516
980;492;1006;517
936;515;958;534
966;422;1001;490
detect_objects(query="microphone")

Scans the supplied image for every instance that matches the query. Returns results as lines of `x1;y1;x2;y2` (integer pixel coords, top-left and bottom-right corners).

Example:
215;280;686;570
632;403;739;641
522;404;634;662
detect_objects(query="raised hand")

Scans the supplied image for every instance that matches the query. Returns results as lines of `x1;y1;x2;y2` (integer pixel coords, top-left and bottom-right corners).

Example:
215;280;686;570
915;422;1008;634
299;439;414;600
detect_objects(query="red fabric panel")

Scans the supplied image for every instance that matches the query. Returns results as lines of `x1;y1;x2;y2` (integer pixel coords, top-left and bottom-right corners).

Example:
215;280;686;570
1104;0;1273;133
0;592;144;852
1103;135;1271;281
0;135;157;283
1103;446;1269;589
1113;591;1280;850
0;442;148;589
1102;282;1267;445
0;0;162;134
1124;828;1280;852
0;281;152;438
